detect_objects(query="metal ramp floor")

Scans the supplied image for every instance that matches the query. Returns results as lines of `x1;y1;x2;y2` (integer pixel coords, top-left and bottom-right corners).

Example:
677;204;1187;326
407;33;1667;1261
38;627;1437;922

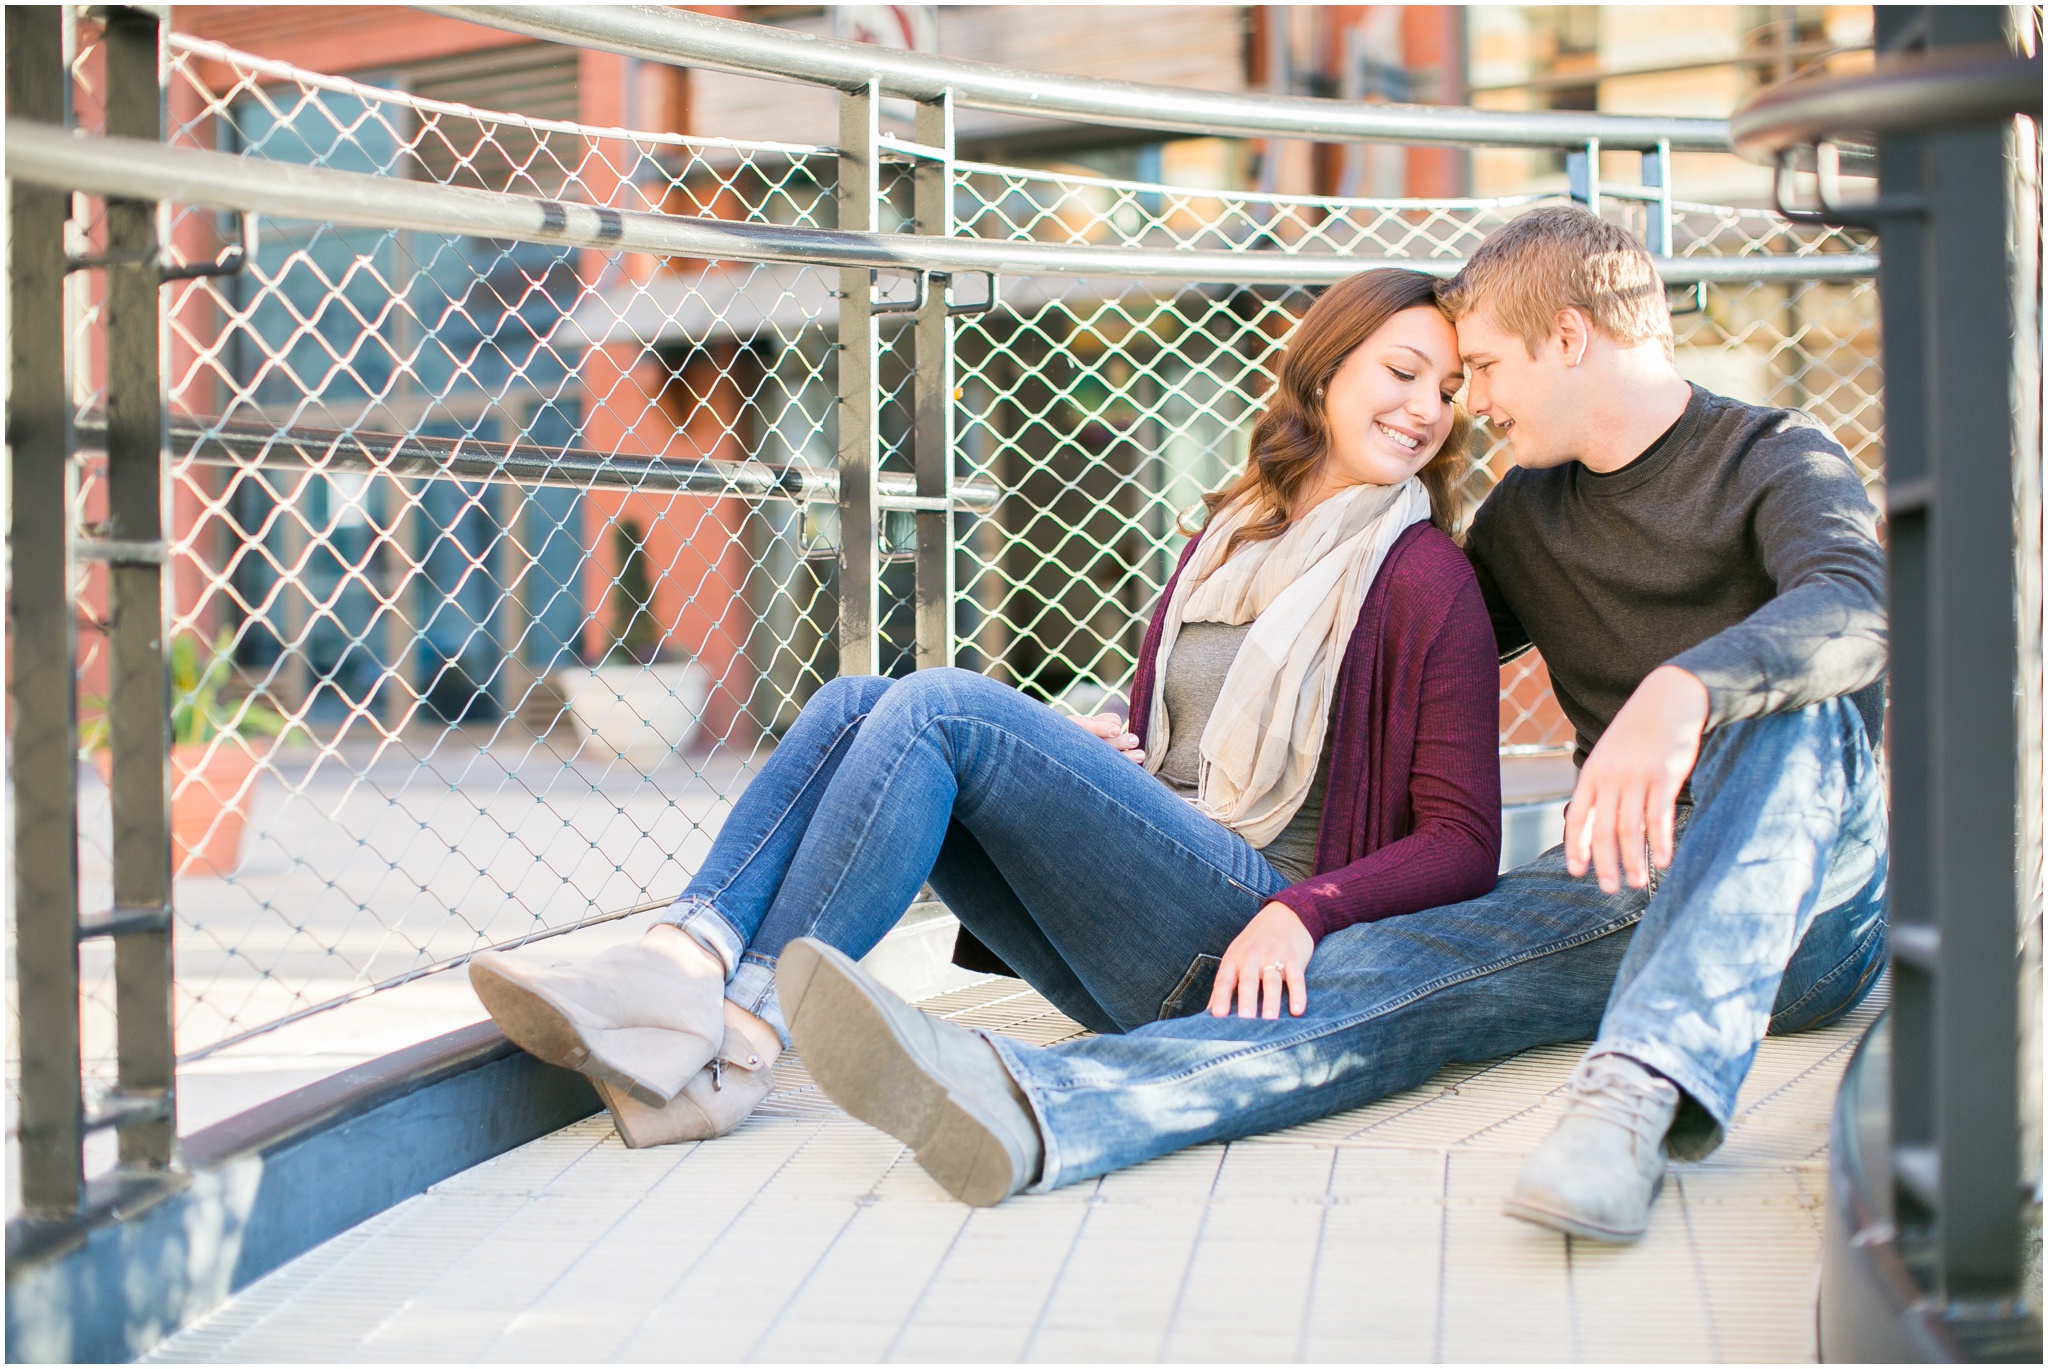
146;980;1882;1363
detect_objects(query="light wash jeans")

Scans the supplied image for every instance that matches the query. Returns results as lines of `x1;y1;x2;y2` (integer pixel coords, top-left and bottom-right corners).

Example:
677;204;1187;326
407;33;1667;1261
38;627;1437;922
659;668;1291;1043
991;694;1888;1191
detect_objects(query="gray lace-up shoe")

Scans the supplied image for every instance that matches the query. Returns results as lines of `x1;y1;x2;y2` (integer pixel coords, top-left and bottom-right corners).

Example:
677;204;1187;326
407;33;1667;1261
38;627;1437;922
1504;1052;1682;1243
777;937;1043;1206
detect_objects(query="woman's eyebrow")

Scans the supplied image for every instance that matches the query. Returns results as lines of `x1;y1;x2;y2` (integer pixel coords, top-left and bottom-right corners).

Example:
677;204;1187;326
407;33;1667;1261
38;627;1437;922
1391;342;1461;380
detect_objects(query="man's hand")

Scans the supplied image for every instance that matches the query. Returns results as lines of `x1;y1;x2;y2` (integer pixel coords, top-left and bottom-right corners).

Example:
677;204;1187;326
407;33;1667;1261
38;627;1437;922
1071;711;1145;764
1209;902;1315;1019
1565;665;1710;894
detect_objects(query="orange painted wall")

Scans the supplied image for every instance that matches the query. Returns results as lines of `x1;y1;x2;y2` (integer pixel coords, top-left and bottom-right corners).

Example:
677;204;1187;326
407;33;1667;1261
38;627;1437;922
173;6;531;74
573;46;755;745
1401;7;1468;197
574;340;757;748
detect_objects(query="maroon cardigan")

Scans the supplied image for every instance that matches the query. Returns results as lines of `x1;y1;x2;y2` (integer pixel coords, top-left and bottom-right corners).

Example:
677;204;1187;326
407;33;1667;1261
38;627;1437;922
1127;521;1502;943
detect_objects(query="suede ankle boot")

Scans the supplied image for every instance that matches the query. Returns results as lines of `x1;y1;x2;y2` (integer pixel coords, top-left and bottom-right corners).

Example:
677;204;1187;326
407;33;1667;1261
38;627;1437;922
469;938;724;1106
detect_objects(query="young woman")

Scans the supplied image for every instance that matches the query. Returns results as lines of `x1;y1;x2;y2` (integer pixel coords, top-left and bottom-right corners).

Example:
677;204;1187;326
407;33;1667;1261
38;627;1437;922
469;268;1503;1152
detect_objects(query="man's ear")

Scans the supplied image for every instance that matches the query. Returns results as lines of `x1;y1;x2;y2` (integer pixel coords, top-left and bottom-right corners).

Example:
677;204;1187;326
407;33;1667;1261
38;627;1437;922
1552;307;1593;368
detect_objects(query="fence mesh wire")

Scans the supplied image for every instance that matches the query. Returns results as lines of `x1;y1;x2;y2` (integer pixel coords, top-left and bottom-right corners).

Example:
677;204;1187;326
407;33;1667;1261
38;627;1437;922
945;160;1881;734
35;17;1882;1125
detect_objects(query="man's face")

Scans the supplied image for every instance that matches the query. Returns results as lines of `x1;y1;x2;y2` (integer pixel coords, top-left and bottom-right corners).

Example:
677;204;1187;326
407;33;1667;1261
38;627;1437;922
1456;306;1577;469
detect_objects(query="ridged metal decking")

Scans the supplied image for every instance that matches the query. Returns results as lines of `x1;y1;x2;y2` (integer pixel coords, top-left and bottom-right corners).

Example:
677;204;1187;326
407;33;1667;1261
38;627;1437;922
147;979;1881;1363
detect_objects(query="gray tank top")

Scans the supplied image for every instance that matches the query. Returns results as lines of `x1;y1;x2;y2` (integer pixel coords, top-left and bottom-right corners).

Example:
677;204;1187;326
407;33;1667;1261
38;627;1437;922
1155;620;1330;883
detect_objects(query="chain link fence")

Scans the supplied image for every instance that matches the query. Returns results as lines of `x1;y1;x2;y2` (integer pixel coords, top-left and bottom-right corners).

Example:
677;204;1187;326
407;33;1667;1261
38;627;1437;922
32;15;1881;1141
943;159;1880;735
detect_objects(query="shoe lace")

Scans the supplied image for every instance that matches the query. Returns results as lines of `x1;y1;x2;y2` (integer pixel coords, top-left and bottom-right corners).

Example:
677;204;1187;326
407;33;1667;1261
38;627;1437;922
1562;1062;1667;1143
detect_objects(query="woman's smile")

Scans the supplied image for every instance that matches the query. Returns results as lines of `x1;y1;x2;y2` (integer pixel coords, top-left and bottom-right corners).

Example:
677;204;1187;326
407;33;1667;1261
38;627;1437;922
1373;419;1424;453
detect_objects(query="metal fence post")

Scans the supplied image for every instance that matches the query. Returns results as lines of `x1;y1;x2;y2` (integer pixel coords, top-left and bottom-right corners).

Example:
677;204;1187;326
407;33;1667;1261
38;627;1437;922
911;91;955;672
1643;137;1674;255
1879;1;2025;1303
98;4;179;1169
1875;12;1939;1282
1566;137;1601;215
836;80;881;677
6;2;85;1217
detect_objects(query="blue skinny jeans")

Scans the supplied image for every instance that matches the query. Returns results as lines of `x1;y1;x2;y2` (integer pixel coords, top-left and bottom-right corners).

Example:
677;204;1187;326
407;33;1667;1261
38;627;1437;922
660;668;1292;1043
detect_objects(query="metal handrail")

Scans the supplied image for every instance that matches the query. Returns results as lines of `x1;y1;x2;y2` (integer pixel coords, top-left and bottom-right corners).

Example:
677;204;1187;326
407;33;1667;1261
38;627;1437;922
1731;42;2042;167
72;415;1003;512
6;123;1878;286
167;31;837;163
432;4;1735;154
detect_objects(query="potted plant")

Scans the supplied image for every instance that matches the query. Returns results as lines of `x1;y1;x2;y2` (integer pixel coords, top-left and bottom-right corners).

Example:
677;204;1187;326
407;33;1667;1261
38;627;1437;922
552;518;708;759
85;629;290;878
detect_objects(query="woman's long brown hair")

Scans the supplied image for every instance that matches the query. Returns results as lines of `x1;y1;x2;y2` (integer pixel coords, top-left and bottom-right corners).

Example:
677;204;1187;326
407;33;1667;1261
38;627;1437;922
1194;269;1471;562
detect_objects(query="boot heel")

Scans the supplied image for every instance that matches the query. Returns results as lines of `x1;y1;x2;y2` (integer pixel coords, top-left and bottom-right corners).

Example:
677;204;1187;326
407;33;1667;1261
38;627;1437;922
595;1033;774;1147
468;945;725;1104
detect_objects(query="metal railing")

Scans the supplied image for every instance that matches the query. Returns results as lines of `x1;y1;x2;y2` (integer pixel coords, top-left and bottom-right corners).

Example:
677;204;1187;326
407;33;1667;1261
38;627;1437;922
1737;9;2042;1354
6;5;1884;1220
433;5;1739;151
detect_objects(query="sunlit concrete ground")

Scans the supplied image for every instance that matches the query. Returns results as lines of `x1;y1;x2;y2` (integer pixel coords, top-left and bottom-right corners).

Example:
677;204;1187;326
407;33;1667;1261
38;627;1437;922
147;979;1882;1364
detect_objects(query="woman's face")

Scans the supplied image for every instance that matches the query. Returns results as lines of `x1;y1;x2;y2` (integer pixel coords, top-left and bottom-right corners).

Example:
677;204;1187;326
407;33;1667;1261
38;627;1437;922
1319;305;1465;490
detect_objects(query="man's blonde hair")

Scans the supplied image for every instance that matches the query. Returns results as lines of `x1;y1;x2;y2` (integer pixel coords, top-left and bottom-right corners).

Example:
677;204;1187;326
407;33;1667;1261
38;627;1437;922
1437;204;1672;357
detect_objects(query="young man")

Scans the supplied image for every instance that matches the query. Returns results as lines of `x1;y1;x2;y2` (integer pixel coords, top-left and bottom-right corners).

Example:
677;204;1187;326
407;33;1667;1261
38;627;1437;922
777;205;1889;1239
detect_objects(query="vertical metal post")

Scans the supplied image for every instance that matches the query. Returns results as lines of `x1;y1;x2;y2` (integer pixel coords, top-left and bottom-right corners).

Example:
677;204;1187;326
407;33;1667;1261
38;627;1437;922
911;92;955;672
1567;137;1601;215
102;4;178;1168
6;3;85;1216
1643;137;1674;256
835;80;881;677
1923;100;2021;1303
1881;2;2024;1302
1878;26;1940;1248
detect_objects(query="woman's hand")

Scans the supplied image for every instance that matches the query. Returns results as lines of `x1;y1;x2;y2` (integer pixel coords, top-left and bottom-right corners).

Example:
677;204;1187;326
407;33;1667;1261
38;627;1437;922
1209;902;1315;1019
1071;712;1145;764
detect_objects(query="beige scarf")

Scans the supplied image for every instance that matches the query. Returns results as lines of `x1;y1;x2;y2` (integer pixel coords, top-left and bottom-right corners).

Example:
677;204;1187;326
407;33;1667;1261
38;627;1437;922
1142;479;1431;845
